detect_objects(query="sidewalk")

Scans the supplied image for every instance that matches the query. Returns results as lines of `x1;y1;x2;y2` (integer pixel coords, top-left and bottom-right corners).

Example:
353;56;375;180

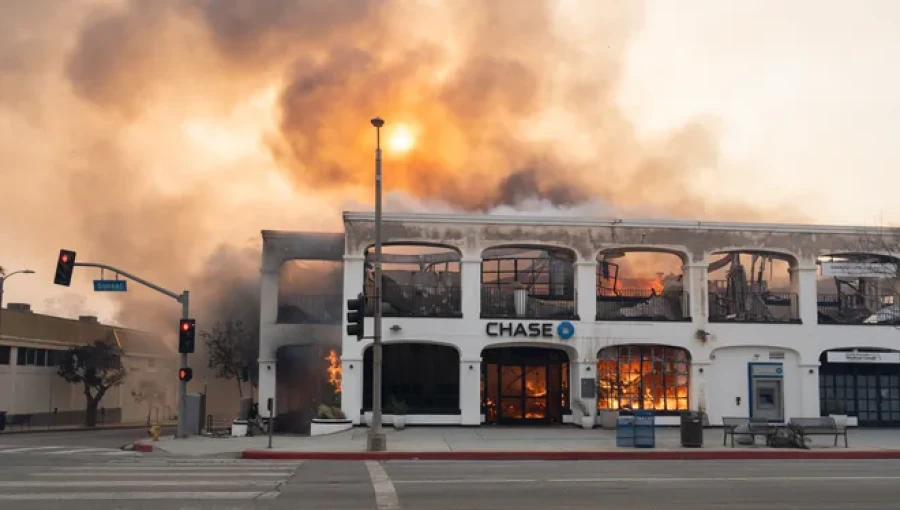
137;426;900;460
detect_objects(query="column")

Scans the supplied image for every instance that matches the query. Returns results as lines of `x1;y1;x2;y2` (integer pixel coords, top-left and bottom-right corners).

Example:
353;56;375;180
259;270;279;326
459;357;482;426
575;260;598;322
257;358;276;417
460;258;482;319
571;360;597;421
799;363;822;418
341;358;364;425
682;262;708;323
790;265;818;325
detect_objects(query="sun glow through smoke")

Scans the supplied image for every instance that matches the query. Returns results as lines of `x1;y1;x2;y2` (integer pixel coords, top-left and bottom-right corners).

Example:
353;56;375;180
388;124;416;154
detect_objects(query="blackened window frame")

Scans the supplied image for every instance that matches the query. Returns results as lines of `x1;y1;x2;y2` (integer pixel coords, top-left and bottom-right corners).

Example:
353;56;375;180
481;256;575;300
0;345;10;365
362;343;460;415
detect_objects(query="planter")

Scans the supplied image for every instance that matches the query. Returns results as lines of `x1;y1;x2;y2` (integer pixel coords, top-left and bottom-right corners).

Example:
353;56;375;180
393;416;407;430
310;418;353;436
580;416;594;430
231;420;248;437
514;288;529;316
599;410;619;429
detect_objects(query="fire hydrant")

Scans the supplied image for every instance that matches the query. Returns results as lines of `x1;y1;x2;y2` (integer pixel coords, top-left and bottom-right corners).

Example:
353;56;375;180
149;423;161;441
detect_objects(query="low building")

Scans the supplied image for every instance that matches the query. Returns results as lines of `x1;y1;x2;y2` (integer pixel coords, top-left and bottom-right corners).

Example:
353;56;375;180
259;212;900;431
0;304;177;427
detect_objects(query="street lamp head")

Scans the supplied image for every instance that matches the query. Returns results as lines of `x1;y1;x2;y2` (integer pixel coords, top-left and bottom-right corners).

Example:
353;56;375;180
371;117;385;129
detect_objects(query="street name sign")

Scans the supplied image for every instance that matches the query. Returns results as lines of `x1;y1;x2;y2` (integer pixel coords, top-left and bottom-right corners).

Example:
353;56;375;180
93;280;127;292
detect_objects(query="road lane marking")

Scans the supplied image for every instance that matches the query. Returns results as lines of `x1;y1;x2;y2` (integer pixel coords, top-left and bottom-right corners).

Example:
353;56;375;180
34;472;292;478
390;475;900;485
366;461;401;510
0;446;64;453
56;466;294;471
0;480;279;488
0;492;269;500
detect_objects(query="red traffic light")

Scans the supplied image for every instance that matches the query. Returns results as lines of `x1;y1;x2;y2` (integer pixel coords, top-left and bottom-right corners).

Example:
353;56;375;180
60;254;69;263
178;367;193;382
181;322;190;332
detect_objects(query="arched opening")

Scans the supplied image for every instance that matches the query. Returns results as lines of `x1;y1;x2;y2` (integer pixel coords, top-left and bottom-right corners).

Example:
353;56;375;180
816;253;900;325
596;345;691;414
707;250;799;323
277;260;343;324
596;249;689;321
364;244;462;318
481;245;576;319
363;343;460;414
819;348;900;427
481;346;571;424
275;343;340;434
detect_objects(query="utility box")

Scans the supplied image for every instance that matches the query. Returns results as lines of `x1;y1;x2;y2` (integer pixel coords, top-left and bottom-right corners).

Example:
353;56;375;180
183;393;206;435
680;411;704;447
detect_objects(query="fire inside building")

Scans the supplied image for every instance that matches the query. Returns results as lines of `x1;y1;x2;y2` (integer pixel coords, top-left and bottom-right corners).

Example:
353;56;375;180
257;213;900;432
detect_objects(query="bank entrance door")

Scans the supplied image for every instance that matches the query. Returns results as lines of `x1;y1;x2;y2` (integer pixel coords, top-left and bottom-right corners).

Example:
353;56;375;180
482;347;569;424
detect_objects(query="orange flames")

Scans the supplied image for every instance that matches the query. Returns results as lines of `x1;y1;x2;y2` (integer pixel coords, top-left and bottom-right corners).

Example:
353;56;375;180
326;349;342;394
597;359;689;411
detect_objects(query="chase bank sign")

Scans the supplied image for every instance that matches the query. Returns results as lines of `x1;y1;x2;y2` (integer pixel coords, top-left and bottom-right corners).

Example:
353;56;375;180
485;321;576;340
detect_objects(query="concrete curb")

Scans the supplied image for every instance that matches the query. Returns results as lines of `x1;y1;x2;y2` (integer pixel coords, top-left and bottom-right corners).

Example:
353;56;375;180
242;449;900;461
132;441;154;453
0;423;174;435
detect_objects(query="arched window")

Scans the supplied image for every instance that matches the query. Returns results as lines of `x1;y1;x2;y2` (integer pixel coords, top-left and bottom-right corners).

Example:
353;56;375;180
597;345;690;413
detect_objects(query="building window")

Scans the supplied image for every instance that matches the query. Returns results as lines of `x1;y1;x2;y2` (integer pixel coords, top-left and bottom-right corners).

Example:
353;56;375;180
35;349;46;367
0;346;10;365
16;347;26;365
597;345;691;414
25;348;36;365
46;350;56;367
363;343;460;414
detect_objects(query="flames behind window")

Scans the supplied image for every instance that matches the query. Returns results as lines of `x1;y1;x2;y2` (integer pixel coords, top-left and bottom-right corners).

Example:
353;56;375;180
597;345;690;412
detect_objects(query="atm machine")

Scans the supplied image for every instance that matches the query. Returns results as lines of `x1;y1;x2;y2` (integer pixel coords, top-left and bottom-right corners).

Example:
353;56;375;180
748;363;784;422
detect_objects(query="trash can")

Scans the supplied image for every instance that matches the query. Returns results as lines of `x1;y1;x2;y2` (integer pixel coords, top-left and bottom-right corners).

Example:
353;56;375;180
633;410;656;448
615;415;635;447
0;411;6;432
680;411;703;447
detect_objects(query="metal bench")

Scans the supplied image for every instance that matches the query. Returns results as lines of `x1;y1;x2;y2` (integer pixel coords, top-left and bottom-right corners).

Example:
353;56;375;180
722;417;773;447
788;417;848;448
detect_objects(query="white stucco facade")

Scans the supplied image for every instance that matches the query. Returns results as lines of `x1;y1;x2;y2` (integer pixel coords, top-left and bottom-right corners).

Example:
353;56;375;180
259;213;900;429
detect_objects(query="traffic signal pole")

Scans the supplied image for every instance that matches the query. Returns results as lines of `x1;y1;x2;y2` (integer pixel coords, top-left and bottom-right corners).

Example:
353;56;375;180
71;262;192;438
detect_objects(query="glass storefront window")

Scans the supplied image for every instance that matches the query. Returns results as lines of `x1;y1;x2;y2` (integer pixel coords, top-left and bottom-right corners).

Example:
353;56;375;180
596;345;691;413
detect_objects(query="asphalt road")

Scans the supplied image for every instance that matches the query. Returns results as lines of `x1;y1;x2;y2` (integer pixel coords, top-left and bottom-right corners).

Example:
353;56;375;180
1;451;900;509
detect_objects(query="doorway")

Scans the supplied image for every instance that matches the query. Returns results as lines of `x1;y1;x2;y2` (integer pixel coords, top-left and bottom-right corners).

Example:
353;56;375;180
482;347;569;424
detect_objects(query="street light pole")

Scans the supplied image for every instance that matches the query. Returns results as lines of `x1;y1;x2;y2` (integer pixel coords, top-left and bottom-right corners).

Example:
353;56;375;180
367;117;387;452
0;269;36;334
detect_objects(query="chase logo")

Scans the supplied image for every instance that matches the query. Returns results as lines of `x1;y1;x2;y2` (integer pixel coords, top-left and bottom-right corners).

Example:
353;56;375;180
557;321;575;340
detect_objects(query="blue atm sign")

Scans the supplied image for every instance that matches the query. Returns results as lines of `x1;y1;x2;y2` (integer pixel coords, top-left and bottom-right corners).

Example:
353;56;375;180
93;280;127;292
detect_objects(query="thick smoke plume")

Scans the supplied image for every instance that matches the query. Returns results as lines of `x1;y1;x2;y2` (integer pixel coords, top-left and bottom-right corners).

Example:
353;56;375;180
0;0;806;338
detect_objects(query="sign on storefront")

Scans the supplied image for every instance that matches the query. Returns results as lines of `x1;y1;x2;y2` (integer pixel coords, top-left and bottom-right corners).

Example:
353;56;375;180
485;321;576;339
827;351;900;364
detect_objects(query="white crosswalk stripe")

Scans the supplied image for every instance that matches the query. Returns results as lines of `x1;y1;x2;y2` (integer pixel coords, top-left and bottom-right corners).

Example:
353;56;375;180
0;458;301;500
0;445;136;456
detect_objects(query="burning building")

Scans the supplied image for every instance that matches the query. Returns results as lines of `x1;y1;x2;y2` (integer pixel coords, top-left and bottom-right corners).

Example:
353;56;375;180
258;212;900;431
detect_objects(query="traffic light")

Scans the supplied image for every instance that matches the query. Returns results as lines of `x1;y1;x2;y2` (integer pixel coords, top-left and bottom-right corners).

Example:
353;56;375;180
53;249;76;286
346;293;366;340
178;318;195;354
178;367;193;382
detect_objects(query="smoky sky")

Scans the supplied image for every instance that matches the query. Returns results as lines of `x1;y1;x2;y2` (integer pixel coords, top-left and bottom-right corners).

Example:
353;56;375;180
0;0;808;336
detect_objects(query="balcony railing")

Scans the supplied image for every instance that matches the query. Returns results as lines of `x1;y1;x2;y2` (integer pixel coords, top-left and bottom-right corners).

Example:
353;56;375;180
596;290;690;321
480;287;576;319
818;293;900;325
709;291;799;323
366;285;462;318
277;294;343;324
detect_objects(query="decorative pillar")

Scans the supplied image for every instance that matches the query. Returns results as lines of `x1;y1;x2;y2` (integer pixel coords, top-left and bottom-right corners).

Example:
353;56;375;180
800;363;822;418
459;357;482;426
575;261;598;322
790;265;818;325
257;268;280;414
341;358;364;424
682;263;708;323
460;258;482;319
257;358;276;418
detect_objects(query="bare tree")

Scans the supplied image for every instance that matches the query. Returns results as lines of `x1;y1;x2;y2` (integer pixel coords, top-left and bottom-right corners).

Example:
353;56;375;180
57;340;127;427
131;379;165;425
201;320;258;398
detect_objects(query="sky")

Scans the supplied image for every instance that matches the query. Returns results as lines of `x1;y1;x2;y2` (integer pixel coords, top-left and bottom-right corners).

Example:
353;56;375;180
1;0;899;329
